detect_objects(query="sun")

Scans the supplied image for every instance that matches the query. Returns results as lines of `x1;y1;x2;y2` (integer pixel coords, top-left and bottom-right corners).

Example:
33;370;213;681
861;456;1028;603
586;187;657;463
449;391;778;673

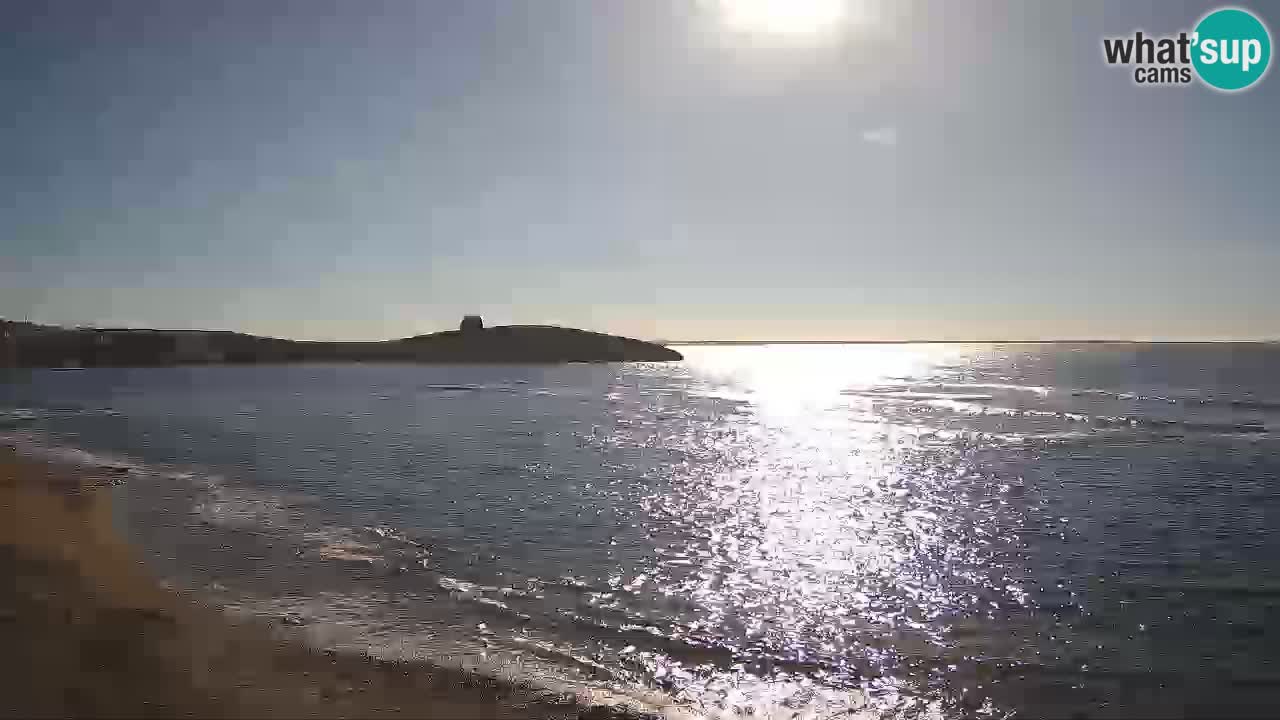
715;0;848;38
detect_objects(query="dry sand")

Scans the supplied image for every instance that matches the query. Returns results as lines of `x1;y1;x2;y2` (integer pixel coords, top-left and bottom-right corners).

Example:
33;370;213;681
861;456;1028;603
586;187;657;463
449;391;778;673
0;448;651;719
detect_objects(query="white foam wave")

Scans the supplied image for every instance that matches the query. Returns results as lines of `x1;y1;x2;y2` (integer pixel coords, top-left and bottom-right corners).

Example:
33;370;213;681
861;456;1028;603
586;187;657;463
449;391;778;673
843;391;996;402
0;431;144;476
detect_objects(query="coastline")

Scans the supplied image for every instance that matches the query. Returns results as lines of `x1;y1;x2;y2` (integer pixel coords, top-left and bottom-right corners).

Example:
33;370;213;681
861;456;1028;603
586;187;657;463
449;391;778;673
0;447;658;719
0;320;683;367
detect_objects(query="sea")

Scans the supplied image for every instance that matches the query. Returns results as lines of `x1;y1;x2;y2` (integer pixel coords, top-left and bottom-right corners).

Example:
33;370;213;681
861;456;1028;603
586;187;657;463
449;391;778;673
3;343;1279;719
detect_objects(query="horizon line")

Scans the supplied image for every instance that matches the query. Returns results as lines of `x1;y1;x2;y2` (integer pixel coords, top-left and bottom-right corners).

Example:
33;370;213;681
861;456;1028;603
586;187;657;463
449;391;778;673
663;339;1280;345
7;319;1279;346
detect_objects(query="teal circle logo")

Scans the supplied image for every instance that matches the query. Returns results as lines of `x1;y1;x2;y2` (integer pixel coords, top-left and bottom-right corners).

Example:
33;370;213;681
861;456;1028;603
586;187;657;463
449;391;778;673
1192;8;1271;91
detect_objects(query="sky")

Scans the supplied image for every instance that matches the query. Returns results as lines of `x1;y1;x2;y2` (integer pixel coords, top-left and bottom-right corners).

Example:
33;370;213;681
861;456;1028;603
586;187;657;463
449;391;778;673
2;0;1278;342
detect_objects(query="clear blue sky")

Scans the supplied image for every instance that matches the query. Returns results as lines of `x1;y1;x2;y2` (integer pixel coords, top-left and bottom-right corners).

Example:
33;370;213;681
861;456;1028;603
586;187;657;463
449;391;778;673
3;1;1278;341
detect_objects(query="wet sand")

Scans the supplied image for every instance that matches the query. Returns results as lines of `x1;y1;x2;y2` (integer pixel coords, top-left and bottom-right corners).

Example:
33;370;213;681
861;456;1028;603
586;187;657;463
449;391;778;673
0;448;649;719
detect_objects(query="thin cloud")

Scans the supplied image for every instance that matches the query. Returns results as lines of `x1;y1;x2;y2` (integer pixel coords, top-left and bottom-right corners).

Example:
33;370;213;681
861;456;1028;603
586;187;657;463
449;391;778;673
861;126;898;146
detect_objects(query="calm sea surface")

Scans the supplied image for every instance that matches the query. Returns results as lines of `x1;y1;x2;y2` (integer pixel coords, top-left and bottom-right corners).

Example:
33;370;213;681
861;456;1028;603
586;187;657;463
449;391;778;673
4;344;1279;718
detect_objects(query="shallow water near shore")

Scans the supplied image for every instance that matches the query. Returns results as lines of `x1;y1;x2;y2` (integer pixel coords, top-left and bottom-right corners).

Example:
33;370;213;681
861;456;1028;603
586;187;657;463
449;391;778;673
4;344;1280;718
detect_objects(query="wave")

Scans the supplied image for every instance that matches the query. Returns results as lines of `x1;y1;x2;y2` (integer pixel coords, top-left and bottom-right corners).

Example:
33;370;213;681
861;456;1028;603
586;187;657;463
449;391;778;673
1070;388;1280;411
976;403;1267;434
0;430;146;477
845;397;1272;437
0;431;440;571
421;383;525;394
904;382;1052;396
830;387;1273;437
842;390;996;402
423;383;486;392
859;384;1280;414
866;381;1051;396
0;406;121;423
0;408;42;422
310;540;383;564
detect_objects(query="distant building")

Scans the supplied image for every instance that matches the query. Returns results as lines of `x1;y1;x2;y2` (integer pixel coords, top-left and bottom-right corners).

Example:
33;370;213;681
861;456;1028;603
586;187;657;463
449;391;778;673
459;315;484;333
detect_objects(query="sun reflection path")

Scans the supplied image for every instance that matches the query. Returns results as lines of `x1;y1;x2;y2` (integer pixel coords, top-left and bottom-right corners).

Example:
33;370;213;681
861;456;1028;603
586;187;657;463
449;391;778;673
619;345;1035;717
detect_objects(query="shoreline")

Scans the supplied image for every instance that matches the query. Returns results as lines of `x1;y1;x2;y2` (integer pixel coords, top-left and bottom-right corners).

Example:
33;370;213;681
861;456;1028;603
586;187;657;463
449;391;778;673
0;447;661;719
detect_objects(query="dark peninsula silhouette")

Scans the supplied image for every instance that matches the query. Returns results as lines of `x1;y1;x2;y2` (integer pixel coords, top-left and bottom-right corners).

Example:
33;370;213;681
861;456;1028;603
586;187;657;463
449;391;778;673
0;316;682;367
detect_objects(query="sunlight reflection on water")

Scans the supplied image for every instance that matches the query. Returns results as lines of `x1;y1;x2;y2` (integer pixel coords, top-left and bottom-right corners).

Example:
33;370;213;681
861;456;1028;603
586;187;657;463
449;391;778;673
602;345;1030;717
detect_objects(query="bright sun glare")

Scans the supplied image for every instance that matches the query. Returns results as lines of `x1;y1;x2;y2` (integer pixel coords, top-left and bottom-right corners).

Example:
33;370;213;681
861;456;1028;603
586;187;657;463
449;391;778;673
716;0;848;38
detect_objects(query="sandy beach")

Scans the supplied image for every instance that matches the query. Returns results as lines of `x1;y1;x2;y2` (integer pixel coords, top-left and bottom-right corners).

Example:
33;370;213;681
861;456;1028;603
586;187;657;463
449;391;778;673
0;447;650;719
